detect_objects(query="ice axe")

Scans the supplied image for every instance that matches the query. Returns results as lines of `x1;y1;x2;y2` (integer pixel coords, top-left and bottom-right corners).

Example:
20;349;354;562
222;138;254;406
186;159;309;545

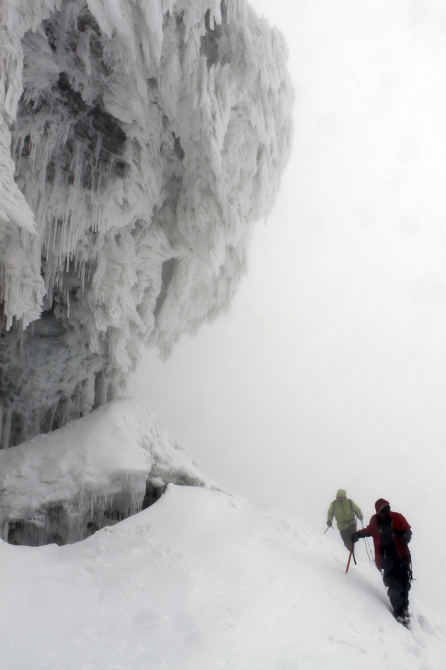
345;543;357;573
323;523;334;534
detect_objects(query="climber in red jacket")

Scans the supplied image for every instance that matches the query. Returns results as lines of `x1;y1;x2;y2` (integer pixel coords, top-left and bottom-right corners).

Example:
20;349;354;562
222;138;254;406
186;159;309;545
351;498;412;624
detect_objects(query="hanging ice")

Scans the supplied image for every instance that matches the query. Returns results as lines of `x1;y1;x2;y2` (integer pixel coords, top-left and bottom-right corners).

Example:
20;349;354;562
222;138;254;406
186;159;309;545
0;0;293;445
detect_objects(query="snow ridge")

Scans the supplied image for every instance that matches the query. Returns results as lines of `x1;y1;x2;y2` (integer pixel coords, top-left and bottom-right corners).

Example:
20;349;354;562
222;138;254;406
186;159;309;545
1;485;445;669
0;0;293;444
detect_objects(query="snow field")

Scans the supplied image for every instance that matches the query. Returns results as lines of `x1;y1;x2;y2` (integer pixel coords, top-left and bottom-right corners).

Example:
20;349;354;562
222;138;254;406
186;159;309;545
1;484;444;669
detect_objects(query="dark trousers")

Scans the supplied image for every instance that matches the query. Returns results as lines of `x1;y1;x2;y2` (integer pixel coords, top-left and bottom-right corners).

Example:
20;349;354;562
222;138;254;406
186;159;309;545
339;523;357;550
382;554;411;615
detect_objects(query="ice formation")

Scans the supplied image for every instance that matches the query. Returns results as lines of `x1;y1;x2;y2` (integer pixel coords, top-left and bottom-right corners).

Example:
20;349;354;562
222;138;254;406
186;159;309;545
0;397;218;545
0;0;293;446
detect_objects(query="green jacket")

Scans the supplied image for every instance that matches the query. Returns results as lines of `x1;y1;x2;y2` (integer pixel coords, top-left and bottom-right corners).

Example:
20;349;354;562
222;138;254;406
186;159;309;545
327;497;363;531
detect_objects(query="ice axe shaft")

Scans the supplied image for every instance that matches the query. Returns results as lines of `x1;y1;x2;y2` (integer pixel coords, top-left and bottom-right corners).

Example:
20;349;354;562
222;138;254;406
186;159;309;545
345;544;356;572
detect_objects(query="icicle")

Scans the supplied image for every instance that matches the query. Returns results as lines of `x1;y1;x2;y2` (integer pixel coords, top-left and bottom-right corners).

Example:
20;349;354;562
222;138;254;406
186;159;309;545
1;407;12;449
49;401;59;433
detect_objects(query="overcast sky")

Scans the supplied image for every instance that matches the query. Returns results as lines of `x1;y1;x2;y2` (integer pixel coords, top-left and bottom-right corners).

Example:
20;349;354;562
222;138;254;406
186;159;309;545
129;0;445;613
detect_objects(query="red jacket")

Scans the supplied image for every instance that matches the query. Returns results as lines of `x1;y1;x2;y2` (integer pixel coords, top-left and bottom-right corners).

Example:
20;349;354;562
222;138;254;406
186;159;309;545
358;511;411;571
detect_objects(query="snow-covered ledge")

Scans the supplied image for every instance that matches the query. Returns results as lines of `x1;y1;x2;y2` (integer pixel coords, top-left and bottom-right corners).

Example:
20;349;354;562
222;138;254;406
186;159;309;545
0;398;218;546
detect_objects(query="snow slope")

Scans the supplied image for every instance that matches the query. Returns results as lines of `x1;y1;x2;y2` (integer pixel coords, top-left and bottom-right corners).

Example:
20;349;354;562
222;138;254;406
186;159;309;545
1;484;444;669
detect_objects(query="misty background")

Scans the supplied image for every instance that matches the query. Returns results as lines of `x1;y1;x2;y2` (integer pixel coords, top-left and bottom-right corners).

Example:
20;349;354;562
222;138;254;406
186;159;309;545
129;0;445;614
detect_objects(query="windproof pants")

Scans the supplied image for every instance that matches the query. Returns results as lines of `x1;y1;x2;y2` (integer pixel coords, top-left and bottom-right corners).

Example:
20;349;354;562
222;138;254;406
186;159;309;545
340;523;357;550
382;554;411;615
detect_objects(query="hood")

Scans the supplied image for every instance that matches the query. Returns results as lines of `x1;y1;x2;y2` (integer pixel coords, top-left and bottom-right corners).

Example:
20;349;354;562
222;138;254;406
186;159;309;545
336;489;346;499
375;498;390;514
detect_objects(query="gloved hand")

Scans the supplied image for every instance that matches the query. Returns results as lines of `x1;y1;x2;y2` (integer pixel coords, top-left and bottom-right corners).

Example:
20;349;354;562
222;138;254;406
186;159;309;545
351;531;360;543
327;520;332;527
402;530;412;544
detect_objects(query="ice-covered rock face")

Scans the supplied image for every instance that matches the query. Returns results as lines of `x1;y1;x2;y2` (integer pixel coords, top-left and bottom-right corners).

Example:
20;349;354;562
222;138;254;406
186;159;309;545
0;0;293;446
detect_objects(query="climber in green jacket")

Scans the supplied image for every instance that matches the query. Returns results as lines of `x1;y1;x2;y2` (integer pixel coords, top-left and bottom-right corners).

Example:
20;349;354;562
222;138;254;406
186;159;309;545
327;489;363;549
